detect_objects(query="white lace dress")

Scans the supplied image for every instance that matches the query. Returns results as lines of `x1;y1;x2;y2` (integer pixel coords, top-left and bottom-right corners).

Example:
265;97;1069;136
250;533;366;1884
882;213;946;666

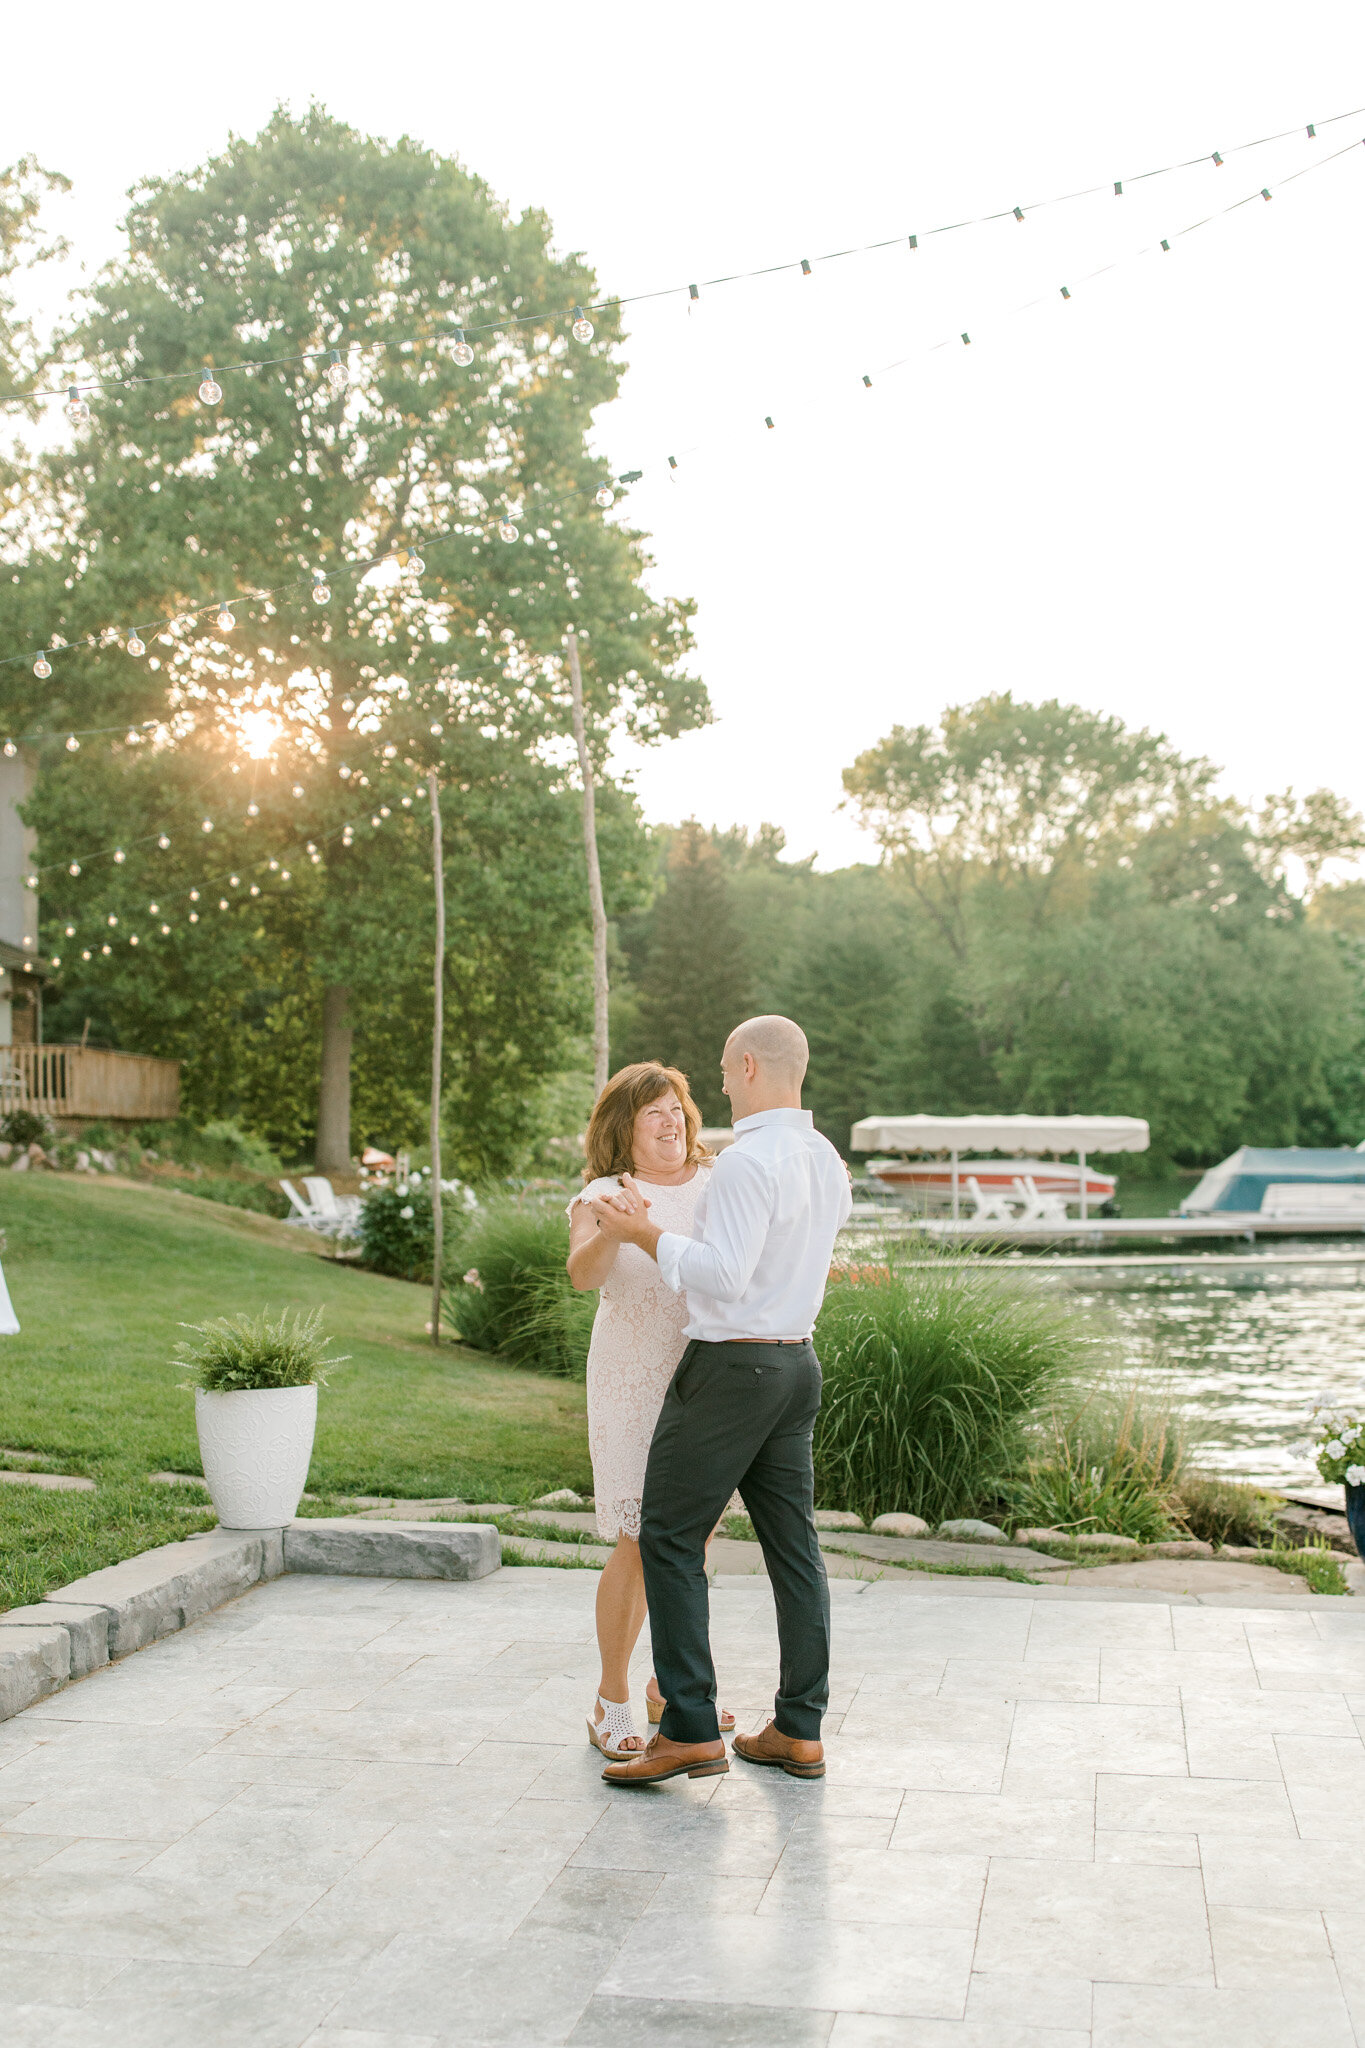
570;1168;711;1541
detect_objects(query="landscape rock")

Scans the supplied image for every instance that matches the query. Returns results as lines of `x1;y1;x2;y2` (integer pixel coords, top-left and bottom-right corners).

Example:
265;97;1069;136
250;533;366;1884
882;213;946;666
0;1470;95;1492
533;1489;584;1509
1148;1539;1214;1559
813;1510;866;1531
1071;1531;1140;1551
937;1519;1009;1544
1015;1527;1067;1547
10;1152;28;1172
48;1527;283;1658
0;1626;69;1719
0;1602;110;1677
870;1513;931;1538
284;1517;501;1580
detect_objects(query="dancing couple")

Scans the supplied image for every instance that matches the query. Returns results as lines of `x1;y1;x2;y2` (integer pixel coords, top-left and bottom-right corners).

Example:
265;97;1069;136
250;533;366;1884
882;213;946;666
566;1014;851;1785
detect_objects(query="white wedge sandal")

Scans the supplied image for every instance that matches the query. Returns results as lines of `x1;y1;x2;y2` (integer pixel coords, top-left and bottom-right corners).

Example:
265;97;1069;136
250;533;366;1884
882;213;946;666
587;1695;644;1761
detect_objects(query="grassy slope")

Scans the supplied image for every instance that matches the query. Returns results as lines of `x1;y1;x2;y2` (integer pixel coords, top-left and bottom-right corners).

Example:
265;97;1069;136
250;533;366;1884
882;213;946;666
0;1175;589;1609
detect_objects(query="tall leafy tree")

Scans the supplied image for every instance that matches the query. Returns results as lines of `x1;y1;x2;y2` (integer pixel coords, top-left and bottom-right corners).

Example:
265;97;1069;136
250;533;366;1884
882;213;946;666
1;108;703;1166
624;821;752;1121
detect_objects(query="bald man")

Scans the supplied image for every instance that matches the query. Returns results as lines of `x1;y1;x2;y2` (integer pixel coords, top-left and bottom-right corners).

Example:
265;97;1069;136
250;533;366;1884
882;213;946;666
587;1014;852;1787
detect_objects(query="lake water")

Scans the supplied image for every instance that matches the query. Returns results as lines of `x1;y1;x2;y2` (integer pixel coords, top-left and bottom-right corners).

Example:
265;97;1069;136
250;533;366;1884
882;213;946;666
1063;1259;1365;1487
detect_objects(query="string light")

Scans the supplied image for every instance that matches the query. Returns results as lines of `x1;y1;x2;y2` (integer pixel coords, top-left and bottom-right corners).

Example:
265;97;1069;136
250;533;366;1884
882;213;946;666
157;834;170;849
216;604;235;631
311;570;331;605
64;734;79;751
201;819;213;833
126;632;145;657
498;518;518;543
198;369;223;406
33;653;51;679
65;387;89;425
595;487;614;508
246;801;258;816
406;552;425;575
113;848;125;864
327;350;347;390
2;742;15;758
67;862;80;876
571;307;594;342
452;328;475;367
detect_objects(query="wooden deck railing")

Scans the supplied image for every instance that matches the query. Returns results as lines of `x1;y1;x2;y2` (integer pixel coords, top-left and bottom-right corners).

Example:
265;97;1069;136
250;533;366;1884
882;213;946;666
0;1045;180;1121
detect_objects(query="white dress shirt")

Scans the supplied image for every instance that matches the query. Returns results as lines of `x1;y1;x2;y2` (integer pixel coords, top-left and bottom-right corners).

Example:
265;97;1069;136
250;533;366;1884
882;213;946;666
655;1107;853;1342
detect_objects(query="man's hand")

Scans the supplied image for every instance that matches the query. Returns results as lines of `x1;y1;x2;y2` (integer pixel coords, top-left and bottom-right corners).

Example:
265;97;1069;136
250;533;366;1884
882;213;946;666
587;1172;661;1256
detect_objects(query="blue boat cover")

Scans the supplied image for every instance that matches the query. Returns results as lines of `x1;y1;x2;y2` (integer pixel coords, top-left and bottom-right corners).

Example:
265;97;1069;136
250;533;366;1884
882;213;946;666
1183;1145;1365;1213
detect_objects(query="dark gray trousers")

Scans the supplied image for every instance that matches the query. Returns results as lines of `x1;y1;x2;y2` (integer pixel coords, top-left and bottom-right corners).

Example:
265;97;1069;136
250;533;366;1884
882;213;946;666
639;1339;830;1745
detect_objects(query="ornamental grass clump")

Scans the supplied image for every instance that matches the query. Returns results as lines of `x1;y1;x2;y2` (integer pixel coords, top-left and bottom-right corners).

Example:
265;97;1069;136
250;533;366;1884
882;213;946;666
1002;1380;1190;1542
173;1306;347;1392
811;1256;1088;1527
444;1200;589;1378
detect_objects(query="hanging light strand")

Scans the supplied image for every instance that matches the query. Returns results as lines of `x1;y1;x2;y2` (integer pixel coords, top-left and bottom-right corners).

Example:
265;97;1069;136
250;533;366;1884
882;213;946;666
22;97;1362;414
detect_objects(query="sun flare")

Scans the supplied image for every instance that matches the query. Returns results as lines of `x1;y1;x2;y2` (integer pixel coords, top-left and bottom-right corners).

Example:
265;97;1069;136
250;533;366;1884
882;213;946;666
238;710;283;760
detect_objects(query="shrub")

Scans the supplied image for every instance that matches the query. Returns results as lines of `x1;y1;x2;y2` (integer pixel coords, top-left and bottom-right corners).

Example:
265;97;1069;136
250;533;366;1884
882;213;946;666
443;1200;590;1379
173;1306;347;1391
1001;1381;1189;1541
356;1176;474;1282
810;1257;1088;1527
1;1109;50;1147
1174;1470;1279;1547
178;1177;291;1220
134;1116;281;1173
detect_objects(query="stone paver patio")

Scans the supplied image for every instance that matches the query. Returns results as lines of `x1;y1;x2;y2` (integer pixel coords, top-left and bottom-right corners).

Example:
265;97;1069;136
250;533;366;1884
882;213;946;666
1;1564;1364;2046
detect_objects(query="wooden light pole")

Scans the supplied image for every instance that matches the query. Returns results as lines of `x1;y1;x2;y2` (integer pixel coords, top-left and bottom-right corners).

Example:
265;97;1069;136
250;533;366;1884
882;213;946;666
427;768;445;1344
566;630;610;1098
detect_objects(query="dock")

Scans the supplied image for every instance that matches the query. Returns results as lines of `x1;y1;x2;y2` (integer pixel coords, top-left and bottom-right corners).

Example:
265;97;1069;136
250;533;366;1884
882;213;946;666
841;1208;1365;1247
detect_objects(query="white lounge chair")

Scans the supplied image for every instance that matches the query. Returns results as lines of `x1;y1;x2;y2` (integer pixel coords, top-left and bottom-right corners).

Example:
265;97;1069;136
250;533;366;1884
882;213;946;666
279;1178;318;1224
1012;1175;1072;1223
280;1177;361;1236
964;1175;1019;1223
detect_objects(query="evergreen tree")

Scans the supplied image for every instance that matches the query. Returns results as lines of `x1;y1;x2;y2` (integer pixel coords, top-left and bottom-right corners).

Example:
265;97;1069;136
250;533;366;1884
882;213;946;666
626;822;752;1122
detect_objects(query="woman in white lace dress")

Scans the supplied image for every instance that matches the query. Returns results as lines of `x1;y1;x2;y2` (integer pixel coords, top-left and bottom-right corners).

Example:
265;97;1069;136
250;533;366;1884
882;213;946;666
567;1061;734;1760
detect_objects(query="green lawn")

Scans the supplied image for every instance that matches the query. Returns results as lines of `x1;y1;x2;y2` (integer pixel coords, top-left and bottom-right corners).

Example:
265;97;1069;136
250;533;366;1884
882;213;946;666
0;1174;589;1609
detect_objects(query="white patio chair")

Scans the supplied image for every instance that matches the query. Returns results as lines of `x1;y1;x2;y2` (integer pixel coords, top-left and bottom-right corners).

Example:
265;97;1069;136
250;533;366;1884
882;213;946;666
302;1175;342;1218
279;1178;319;1225
1012;1175;1071;1223
964;1175;1019;1223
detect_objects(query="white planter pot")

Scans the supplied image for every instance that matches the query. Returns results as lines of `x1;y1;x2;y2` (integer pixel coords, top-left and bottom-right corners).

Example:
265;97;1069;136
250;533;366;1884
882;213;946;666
194;1384;318;1528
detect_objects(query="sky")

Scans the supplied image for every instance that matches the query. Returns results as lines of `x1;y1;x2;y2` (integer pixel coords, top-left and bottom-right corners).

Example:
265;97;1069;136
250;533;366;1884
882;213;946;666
7;0;1365;868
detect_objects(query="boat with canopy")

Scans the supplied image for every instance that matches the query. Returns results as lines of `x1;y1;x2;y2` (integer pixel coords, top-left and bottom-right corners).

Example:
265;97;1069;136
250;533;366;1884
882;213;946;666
849;1113;1151;1220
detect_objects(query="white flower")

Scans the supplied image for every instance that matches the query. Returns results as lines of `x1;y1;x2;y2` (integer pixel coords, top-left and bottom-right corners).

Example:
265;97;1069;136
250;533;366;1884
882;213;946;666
1345;1425;1362;1445
399;1205;415;1221
463;1268;484;1292
1326;1439;1346;1459
1347;1465;1365;1487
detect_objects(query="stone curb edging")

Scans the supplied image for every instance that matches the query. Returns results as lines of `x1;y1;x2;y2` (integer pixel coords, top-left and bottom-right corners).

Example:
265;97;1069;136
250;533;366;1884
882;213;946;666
0;1518;500;1723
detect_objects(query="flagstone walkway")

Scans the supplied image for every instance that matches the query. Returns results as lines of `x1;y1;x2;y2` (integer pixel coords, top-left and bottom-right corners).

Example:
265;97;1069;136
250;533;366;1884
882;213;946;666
1;1564;1363;2046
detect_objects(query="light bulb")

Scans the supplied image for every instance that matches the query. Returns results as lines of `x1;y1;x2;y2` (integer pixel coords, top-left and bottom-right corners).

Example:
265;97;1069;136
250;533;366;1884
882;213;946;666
247;801;258;817
198;369;223;406
125;730;139;745
157;834;170;849
595;486;614;509
407;552;425;575
571;307;594;343
188;914;197;924
68;862;80;876
66;386;90;425
312;571;331;605
34;653;51;680
50;955;60;968
229;874;239;887
190;889;200;900
498;519;518;543
219;898;228;911
101;943;111;955
113;848;126;864
126;631;145;657
201;819;213;833
160;923;170;934
107;914;117;926
82;949;90;959
129;934;138;946
149;902;158;914
452;327;475;367
2;742;14;758
65;925;74;936
430;721;444;736
327;349;347;390
65;734;79;752
216;604;235;631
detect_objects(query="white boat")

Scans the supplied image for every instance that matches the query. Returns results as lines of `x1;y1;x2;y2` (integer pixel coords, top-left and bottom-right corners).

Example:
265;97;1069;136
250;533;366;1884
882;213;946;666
849;1113;1149;1221
864;1156;1116;1205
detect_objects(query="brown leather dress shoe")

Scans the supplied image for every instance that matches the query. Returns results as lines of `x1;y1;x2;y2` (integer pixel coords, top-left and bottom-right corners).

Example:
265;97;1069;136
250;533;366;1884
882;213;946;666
732;1720;826;1778
601;1732;729;1785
